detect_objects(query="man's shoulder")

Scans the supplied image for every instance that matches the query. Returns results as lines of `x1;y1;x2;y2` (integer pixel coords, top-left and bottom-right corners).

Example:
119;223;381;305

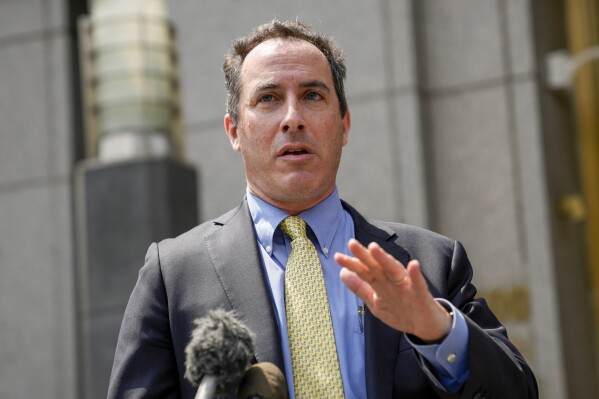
378;220;453;243
343;200;453;240
156;201;248;253
342;200;456;252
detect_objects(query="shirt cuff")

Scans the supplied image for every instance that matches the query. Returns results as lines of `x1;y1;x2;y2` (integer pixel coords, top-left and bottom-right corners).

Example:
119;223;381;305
405;298;469;392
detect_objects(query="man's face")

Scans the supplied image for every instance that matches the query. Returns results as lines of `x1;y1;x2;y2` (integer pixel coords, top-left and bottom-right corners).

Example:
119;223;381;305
225;38;351;215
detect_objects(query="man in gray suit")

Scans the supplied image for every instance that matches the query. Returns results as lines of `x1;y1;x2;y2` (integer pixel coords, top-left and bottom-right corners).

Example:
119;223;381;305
108;20;538;398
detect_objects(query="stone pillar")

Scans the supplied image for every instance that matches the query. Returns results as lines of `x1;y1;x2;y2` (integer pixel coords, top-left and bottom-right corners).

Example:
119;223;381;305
74;157;198;399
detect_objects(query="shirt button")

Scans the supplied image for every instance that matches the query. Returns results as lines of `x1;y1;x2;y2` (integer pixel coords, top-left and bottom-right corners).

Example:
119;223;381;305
265;245;272;252
446;353;457;363
323;247;329;254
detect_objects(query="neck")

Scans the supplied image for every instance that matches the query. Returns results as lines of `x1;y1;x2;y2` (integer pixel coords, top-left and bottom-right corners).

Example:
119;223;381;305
247;187;335;216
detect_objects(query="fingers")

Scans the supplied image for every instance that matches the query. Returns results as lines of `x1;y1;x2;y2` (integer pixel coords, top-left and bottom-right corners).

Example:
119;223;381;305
406;260;428;291
346;239;386;277
344;239;408;288
339;268;374;306
334;252;375;284
337;239;430;296
368;242;408;284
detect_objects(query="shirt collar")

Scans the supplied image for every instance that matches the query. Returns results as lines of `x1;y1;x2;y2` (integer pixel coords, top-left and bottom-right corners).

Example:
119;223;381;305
246;187;344;257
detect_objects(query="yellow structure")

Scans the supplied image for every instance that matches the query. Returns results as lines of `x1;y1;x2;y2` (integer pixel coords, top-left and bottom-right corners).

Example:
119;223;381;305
566;0;599;370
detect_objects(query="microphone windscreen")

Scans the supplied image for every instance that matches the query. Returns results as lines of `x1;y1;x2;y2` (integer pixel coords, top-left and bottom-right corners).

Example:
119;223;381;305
237;362;288;399
184;309;255;395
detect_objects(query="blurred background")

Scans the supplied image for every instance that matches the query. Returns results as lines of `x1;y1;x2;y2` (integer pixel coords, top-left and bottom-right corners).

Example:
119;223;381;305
1;0;598;398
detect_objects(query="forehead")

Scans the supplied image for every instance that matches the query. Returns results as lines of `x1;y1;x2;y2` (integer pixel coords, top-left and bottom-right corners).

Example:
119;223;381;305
240;38;332;88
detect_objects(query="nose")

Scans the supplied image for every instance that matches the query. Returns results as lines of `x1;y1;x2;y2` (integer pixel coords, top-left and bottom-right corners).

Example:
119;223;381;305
281;99;304;133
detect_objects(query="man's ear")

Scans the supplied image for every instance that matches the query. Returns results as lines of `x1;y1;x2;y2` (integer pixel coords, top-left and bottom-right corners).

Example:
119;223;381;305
224;114;241;152
342;110;351;146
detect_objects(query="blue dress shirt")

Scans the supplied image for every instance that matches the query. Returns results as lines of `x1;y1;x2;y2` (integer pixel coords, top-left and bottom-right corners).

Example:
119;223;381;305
246;188;469;397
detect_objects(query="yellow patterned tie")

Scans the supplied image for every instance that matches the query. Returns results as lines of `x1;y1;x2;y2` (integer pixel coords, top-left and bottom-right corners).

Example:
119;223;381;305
280;216;345;398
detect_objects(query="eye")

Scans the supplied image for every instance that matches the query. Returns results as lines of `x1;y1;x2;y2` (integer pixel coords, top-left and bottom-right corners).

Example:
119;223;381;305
305;91;323;101
258;94;275;103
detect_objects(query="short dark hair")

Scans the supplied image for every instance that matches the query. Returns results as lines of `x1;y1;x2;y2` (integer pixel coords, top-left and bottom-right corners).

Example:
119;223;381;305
223;19;347;123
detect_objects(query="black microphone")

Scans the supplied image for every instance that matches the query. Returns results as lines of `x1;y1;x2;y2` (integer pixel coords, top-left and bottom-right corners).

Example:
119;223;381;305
184;309;255;399
237;362;288;399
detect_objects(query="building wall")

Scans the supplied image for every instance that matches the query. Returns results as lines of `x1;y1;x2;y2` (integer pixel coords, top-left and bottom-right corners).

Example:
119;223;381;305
0;0;587;397
414;1;566;397
0;0;76;398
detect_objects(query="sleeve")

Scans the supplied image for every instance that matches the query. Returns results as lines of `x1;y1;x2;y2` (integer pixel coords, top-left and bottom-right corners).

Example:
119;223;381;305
416;240;539;399
107;243;181;399
406;299;469;392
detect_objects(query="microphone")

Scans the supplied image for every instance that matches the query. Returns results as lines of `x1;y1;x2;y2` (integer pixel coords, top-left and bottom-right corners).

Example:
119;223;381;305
237;362;288;399
184;309;256;399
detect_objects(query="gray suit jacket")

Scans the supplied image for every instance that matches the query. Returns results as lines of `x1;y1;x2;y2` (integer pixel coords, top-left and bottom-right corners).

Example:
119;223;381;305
108;199;537;399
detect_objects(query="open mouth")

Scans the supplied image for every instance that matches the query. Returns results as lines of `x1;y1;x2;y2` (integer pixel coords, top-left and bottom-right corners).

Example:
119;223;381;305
284;149;309;156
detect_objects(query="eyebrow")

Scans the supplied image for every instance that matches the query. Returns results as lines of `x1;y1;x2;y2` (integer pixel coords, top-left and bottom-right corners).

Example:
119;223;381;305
300;80;331;92
247;82;278;101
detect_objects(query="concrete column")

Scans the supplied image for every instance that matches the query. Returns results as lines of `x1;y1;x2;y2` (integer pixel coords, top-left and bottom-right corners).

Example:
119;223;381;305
74;157;198;399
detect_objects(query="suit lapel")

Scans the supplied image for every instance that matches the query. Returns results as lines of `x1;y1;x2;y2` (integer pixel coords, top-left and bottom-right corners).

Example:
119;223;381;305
203;201;284;371
343;201;410;399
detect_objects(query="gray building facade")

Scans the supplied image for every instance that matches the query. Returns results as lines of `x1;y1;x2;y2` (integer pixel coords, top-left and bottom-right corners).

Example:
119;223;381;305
0;0;597;398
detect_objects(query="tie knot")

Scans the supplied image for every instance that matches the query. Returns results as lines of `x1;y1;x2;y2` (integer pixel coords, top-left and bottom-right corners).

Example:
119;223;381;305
279;216;307;241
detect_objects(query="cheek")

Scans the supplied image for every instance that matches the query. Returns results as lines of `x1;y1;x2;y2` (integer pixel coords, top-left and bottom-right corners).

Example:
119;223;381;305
238;122;274;158
324;123;347;152
249;119;280;148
